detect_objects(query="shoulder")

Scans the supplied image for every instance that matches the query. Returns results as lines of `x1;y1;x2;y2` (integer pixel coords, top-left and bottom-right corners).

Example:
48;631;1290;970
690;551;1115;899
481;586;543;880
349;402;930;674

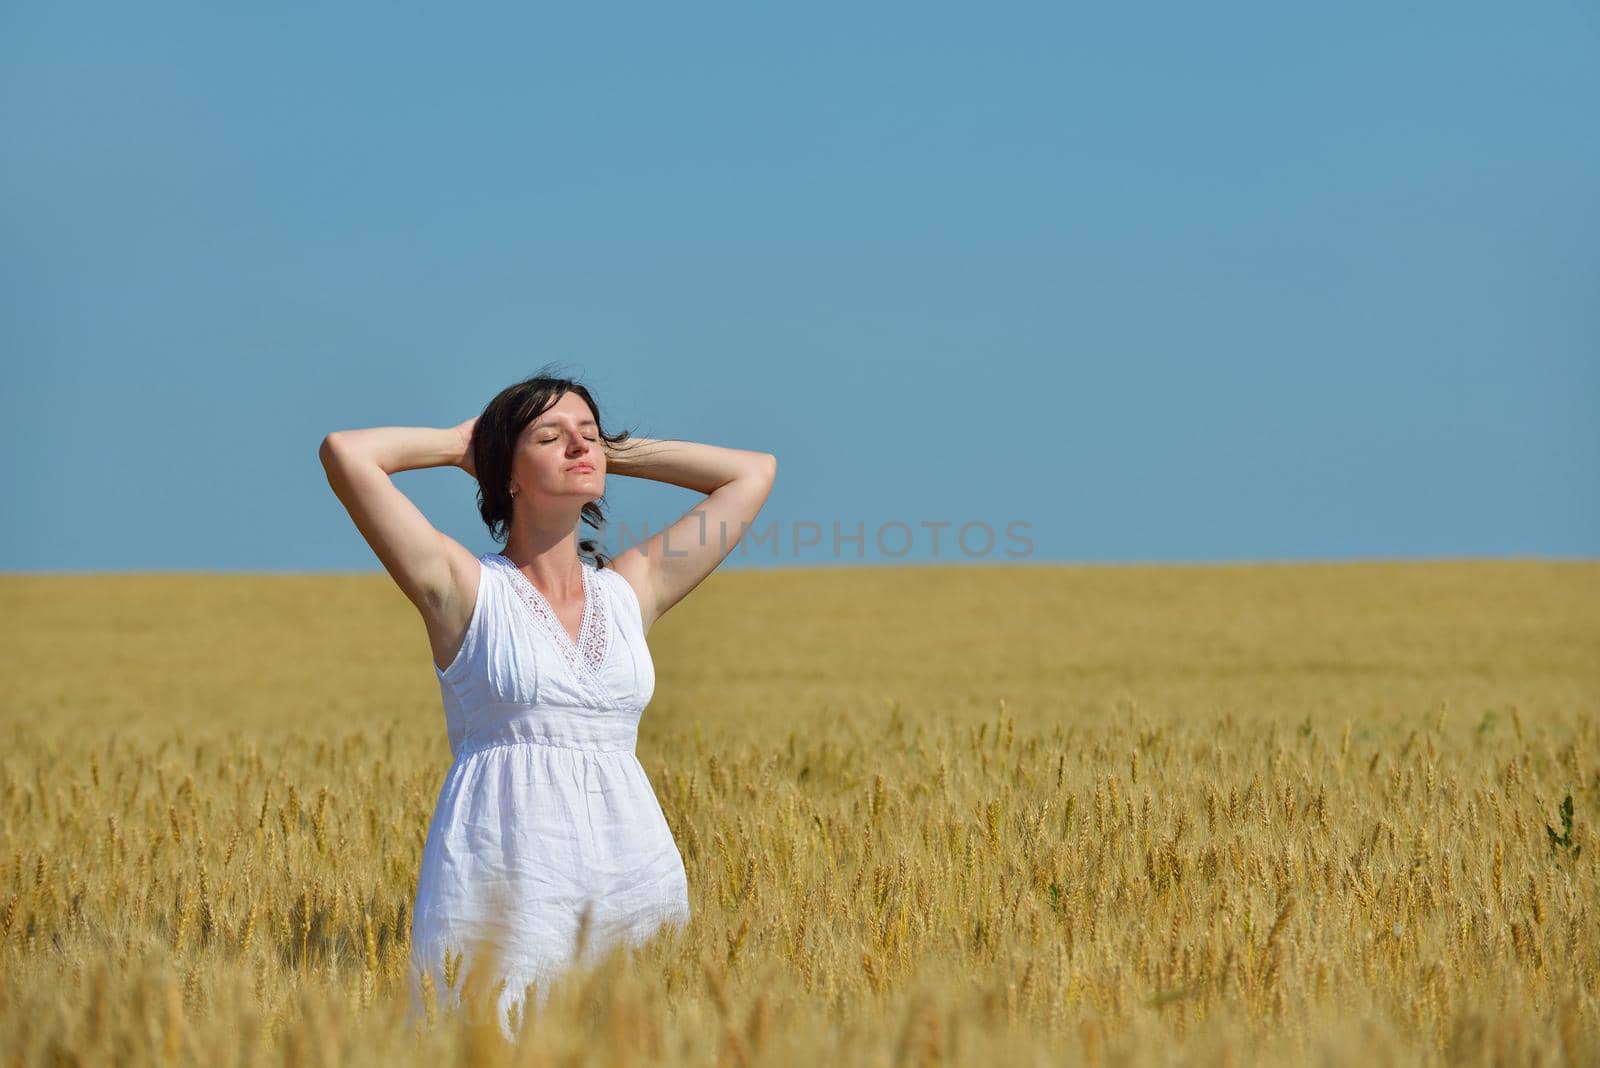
423;551;496;675
471;553;505;599
443;552;500;619
596;558;649;632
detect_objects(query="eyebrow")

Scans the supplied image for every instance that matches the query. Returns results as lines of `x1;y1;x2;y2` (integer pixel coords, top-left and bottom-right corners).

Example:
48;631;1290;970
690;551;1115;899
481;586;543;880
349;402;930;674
532;418;598;432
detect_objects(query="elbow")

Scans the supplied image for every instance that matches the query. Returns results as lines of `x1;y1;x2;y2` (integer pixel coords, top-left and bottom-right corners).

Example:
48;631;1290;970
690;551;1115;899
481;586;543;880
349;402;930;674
319;433;345;467
757;452;777;483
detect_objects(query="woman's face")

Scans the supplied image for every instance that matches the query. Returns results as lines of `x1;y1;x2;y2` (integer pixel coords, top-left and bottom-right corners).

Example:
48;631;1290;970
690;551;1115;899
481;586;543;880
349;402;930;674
512;391;604;504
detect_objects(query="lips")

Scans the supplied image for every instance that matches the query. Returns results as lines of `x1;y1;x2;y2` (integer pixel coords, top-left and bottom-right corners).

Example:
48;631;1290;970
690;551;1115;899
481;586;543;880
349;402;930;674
568;464;595;473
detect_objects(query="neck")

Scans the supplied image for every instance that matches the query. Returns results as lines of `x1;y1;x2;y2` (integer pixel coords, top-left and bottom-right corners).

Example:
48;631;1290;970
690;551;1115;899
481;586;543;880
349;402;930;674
498;528;586;598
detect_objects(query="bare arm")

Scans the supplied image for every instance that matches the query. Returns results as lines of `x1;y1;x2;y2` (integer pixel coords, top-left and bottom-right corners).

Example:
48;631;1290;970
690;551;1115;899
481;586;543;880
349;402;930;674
604;436;777;630
322;424;469;477
318;421;479;618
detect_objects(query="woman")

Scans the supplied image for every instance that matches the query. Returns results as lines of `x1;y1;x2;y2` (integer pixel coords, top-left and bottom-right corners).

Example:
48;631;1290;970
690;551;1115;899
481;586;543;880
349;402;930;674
318;371;777;1034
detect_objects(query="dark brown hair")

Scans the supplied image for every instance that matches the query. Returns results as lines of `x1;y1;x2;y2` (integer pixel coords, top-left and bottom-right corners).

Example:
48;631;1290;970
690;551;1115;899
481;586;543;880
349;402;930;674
468;366;638;568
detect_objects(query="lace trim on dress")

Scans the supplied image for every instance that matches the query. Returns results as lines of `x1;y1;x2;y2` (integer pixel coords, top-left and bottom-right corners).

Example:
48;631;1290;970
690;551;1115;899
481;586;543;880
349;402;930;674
491;555;614;705
575;569;609;671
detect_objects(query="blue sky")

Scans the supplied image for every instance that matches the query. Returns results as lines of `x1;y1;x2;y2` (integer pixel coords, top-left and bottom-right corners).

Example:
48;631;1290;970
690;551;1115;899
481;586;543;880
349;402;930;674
4;3;1595;572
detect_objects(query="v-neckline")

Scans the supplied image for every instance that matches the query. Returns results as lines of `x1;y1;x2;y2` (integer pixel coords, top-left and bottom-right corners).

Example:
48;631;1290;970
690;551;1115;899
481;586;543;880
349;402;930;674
491;553;610;674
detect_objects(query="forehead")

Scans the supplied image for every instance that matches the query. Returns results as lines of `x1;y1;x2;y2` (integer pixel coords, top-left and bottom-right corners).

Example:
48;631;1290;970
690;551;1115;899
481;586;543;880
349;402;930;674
527;392;596;431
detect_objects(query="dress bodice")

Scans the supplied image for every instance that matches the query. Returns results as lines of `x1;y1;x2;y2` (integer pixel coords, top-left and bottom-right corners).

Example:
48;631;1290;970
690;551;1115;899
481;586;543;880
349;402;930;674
432;553;657;758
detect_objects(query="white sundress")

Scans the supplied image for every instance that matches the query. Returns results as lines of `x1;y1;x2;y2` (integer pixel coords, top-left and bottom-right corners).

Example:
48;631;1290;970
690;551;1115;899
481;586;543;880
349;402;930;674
409;551;691;1033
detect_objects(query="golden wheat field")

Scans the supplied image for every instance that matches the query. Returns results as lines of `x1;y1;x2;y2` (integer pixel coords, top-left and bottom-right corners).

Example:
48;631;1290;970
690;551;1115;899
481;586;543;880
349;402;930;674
2;559;1597;1066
